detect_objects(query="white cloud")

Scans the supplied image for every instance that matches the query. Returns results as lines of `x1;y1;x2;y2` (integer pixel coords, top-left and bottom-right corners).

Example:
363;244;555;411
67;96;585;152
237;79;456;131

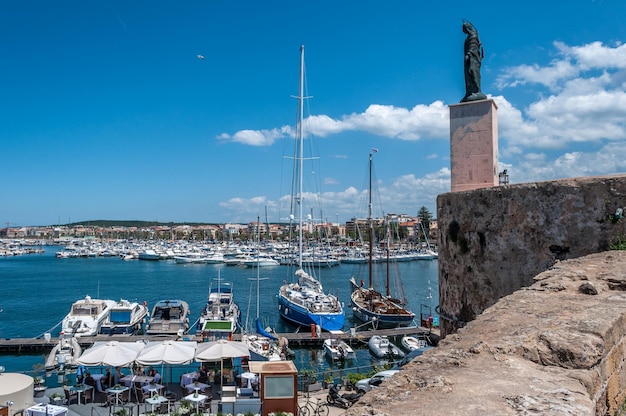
218;101;450;145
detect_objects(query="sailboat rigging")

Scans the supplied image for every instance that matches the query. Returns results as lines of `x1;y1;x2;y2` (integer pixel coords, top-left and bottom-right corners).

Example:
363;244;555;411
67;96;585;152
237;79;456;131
242;217;286;361
277;45;345;332
349;151;415;329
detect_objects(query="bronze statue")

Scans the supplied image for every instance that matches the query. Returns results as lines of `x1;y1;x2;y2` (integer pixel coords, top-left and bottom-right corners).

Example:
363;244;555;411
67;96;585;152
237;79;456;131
461;20;487;102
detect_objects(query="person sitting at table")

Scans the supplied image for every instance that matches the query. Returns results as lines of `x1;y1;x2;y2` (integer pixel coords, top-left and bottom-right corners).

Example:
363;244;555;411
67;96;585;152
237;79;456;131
146;366;156;377
114;367;125;386
197;365;208;384
84;371;96;388
153;369;162;384
135;366;145;376
103;367;114;390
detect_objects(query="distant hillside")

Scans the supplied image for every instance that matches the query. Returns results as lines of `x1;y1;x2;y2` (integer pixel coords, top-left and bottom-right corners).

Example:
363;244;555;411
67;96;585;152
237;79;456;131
65;220;220;227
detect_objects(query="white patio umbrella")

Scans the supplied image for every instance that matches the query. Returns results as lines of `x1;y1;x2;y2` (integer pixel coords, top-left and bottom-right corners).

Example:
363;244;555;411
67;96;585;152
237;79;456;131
135;340;197;366
77;340;146;367
194;340;250;385
135;340;197;391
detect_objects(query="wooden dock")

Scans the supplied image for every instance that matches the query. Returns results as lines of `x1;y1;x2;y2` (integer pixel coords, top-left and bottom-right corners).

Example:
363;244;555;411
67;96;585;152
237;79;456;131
0;326;439;354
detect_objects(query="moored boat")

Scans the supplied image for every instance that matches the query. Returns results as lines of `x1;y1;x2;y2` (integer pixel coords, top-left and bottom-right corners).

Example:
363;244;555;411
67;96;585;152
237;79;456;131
197;274;240;341
99;299;149;335
145;299;190;336
368;335;405;359
323;338;355;361
277;45;344;332
61;295;116;337
45;335;82;370
401;335;428;352
349;152;415;329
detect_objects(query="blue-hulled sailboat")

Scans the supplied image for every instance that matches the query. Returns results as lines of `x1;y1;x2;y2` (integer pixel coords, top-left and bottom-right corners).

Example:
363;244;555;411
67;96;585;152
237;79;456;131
277;45;344;332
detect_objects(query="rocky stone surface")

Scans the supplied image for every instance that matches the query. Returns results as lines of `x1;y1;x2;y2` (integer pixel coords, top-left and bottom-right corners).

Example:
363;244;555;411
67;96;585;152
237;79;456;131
343;251;626;416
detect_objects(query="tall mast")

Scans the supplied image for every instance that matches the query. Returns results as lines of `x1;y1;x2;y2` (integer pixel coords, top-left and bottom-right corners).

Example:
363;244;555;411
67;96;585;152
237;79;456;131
368;152;373;289
297;45;305;269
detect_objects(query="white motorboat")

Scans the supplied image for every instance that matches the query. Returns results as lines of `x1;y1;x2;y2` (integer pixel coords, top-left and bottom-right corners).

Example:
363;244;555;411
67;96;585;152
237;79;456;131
61;295;116;337
197;274;240;341
145;299;190;336
45;335;82;370
241;253;279;267
99;299;149;335
401;335;428;352
242;334;283;362
323;338;355;361
368;335;405;359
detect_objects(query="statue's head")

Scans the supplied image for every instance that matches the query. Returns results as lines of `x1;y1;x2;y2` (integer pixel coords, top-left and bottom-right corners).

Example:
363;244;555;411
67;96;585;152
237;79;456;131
462;19;476;35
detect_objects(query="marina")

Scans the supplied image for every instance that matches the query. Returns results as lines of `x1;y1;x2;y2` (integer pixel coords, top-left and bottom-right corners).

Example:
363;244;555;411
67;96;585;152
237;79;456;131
0;243;439;383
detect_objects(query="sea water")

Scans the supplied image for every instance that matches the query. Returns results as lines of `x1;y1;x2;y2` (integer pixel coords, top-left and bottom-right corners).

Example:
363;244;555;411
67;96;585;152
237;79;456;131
0;246;438;385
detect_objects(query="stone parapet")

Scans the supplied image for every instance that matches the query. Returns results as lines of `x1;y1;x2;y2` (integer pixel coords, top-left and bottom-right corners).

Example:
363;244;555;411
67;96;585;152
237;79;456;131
437;175;626;337
344;251;626;415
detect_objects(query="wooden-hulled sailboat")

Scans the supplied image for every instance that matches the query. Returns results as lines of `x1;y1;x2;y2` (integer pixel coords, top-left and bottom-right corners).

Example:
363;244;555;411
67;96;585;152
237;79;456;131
349;151;415;329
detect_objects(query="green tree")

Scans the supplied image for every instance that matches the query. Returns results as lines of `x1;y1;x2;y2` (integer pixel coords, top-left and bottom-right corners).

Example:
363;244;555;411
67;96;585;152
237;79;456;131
418;206;433;242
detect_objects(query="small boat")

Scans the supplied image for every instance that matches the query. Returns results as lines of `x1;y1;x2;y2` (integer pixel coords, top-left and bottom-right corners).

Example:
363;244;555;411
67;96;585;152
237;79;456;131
61;295;116;337
323;338;355;361
368;335;405;359
197;274;240;341
145;299;190;336
45;335;82;370
242;334;283;361
138;249;161;260
401;335;428;352
241;253;279;267
99;299;149;335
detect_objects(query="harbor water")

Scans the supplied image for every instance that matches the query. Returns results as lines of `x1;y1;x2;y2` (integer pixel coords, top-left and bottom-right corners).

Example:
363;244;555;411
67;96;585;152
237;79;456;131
0;246;438;384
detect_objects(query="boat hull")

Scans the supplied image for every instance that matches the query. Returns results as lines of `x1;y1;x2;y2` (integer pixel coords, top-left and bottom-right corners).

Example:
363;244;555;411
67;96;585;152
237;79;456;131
277;294;344;332
368;335;405;359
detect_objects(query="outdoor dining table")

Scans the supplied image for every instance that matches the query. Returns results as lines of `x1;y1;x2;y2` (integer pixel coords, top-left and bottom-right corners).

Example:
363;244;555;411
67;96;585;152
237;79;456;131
121;374;154;387
92;373;105;392
185;381;209;393
142;383;164;395
26;404;67;416
145;395;168;413
70;384;93;404
106;385;129;405
180;372;198;387
184;393;208;413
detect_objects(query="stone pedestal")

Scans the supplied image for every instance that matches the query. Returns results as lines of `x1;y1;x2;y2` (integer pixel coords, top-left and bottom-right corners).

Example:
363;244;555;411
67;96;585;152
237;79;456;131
449;99;498;192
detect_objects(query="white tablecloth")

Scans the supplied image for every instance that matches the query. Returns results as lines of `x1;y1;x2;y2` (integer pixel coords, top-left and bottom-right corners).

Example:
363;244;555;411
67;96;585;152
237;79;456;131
26;404;67;416
92;373;105;392
180;372;198;387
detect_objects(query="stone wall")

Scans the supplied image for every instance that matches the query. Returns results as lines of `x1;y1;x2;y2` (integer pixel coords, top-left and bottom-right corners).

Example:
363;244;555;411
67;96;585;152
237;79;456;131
344;251;626;415
436;175;626;337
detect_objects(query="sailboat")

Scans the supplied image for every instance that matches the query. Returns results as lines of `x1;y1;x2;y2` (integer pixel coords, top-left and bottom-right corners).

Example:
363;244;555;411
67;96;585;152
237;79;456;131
243;219;285;361
349;151;416;328
277;45;345;332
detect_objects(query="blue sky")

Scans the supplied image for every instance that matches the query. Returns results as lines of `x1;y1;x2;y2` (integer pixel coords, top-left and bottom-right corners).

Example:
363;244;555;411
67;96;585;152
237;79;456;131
2;1;626;227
